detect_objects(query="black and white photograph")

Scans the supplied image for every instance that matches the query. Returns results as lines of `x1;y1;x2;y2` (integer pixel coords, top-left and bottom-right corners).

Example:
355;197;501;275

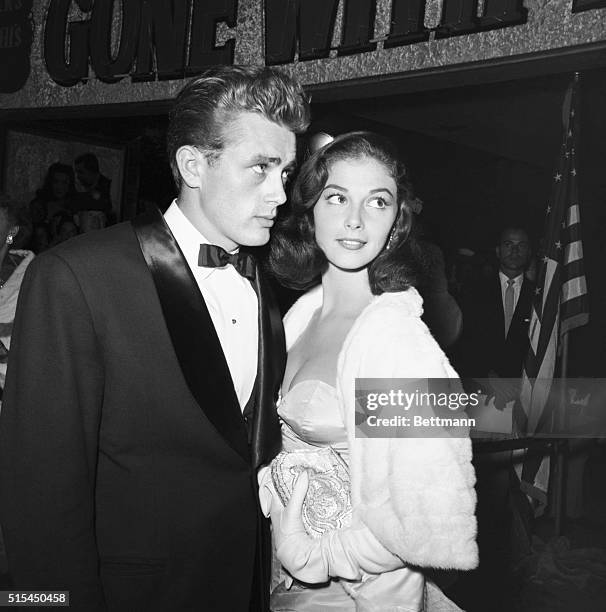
0;1;606;611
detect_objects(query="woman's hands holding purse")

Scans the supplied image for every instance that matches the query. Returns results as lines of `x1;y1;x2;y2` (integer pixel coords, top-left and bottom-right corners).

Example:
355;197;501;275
270;471;404;584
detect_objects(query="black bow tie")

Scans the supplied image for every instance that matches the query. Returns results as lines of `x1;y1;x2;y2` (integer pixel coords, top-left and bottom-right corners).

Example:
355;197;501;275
198;244;256;280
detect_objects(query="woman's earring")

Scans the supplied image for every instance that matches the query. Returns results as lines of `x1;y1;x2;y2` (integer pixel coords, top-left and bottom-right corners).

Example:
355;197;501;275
6;234;13;245
386;227;396;250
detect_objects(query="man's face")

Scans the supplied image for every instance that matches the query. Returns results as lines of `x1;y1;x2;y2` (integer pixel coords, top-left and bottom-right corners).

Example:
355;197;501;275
75;163;98;190
195;112;296;251
496;228;530;276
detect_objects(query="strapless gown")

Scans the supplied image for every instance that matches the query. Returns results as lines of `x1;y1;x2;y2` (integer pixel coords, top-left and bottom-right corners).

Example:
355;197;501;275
263;380;425;612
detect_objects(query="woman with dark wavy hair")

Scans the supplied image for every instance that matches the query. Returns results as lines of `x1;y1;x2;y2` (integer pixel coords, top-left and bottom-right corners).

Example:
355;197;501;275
258;132;477;611
269;131;417;294
29;162;77;227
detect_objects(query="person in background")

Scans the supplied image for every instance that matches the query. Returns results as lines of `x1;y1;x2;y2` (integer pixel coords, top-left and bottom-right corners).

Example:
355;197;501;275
30;223;51;254
49;213;80;246
29;162;77;225
452;224;534;612
75;209;107;234
0;196;34;398
0;195;34;594
456;225;533;385
73;152;113;217
413;217;463;350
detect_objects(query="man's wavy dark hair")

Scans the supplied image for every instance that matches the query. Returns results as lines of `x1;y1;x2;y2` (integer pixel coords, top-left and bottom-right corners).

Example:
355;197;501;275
167;65;311;189
269;131;419;294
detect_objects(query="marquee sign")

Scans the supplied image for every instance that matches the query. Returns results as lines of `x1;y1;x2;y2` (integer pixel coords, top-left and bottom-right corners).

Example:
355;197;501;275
0;0;34;92
1;0;605;105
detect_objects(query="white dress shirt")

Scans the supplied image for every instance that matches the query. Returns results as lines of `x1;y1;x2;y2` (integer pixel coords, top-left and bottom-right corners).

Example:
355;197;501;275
499;271;524;315
164;201;258;410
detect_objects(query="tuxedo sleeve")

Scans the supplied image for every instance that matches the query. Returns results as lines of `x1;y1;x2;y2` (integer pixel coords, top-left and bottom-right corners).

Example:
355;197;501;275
0;253;106;610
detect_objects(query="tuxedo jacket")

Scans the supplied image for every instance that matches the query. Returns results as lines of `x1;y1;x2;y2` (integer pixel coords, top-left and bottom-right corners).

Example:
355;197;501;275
455;275;534;379
0;208;284;611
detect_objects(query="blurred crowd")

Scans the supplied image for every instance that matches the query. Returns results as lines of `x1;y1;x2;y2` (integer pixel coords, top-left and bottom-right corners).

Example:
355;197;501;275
27;153;114;253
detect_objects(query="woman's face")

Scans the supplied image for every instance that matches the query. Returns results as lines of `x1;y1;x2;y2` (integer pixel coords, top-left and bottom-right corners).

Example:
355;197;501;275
51;172;71;200
313;156;398;271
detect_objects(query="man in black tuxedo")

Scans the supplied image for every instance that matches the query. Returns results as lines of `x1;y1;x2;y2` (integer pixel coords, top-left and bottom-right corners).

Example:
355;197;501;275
0;66;310;611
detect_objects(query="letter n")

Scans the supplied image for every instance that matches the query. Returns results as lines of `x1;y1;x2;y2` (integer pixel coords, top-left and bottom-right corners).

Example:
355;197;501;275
265;0;339;65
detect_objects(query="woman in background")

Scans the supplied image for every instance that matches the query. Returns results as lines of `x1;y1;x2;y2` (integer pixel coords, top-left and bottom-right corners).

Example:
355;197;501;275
0;196;34;398
29;162;77;228
260;132;477;611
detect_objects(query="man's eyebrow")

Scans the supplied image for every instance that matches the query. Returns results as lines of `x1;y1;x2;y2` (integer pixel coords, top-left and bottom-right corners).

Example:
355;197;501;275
250;154;291;166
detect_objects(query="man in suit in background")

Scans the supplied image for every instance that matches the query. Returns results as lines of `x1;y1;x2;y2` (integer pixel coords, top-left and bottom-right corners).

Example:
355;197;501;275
452;225;533;611
74;152;113;218
456;225;533;385
0;66;310;611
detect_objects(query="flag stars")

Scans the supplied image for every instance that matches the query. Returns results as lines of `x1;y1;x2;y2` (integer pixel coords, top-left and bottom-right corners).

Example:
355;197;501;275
571;168;577;176
546;205;551;214
535;287;542;295
554;173;562;182
555;241;562;249
561;221;566;229
542;256;549;263
565;151;570;159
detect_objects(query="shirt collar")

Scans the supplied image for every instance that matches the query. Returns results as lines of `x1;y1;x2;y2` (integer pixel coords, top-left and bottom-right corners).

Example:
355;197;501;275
164;199;237;280
499;271;524;288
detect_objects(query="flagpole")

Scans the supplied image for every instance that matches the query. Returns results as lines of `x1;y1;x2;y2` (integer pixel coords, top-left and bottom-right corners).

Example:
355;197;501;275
554;70;582;536
554;329;570;535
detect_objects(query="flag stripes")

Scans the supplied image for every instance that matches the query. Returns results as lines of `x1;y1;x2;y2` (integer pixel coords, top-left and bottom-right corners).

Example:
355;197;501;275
516;73;589;512
519;73;589;434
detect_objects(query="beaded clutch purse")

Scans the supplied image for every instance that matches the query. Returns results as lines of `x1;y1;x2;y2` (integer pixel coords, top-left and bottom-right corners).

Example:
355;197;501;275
270;447;352;538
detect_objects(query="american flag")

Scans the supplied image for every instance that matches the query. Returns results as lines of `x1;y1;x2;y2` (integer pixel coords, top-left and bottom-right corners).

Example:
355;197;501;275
516;73;589;506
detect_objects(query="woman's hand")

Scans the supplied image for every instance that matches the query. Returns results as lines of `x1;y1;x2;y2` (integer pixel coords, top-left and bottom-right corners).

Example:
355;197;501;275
271;471;332;583
270;470;403;583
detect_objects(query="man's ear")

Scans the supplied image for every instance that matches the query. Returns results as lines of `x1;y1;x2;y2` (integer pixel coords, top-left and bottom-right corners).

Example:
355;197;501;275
175;145;205;189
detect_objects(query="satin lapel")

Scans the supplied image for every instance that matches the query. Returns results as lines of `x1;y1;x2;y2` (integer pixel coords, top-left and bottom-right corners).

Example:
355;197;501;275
250;264;284;469
131;208;250;463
